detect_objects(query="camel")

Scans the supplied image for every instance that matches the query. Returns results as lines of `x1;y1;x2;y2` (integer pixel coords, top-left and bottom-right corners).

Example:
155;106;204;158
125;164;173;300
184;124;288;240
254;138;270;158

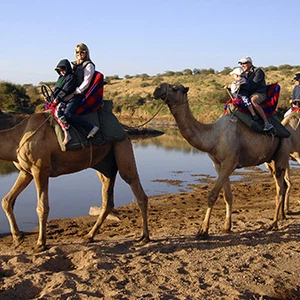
153;82;290;239
1;113;149;252
266;112;300;214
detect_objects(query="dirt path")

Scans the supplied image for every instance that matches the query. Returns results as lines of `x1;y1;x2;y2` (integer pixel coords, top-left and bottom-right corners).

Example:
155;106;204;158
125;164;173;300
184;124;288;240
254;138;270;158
0;167;299;299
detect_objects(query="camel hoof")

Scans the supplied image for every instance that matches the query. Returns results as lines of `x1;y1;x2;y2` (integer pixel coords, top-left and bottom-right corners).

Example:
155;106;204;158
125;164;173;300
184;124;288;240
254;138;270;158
83;234;94;243
34;244;47;253
268;222;279;231
196;230;209;240
137;235;151;244
13;232;25;248
277;213;286;221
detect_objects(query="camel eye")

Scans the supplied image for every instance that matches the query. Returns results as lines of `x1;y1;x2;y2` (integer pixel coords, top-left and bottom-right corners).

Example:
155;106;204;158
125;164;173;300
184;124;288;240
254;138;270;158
172;85;178;91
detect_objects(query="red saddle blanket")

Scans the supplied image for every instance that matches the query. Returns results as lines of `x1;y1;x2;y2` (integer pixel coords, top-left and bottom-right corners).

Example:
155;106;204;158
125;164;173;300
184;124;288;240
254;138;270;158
44;70;104;131
224;83;280;118
76;71;104;115
45;70;104;115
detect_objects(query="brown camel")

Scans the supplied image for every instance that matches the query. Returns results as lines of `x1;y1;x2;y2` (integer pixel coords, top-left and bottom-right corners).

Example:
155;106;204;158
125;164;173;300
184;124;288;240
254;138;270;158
266;113;300;214
153;82;290;239
1;113;149;252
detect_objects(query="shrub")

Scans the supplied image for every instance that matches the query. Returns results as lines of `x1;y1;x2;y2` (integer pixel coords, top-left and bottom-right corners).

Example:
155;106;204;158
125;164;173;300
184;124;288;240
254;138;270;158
140;82;150;88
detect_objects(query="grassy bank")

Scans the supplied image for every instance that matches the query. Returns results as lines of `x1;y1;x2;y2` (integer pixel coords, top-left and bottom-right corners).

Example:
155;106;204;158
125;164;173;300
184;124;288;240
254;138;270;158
104;67;300;123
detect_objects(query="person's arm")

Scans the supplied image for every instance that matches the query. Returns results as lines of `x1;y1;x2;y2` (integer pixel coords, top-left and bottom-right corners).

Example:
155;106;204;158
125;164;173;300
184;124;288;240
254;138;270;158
75;63;95;94
56;76;77;102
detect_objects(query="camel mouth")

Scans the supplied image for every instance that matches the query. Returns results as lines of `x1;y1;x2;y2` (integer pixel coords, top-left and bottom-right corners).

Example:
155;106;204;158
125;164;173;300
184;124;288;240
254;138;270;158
153;88;164;100
153;84;168;100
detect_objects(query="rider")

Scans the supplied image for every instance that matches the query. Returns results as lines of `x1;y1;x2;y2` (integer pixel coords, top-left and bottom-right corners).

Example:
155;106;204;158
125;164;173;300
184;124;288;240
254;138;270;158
284;73;300;118
226;66;258;120
63;43;99;139
49;59;76;145
238;56;274;131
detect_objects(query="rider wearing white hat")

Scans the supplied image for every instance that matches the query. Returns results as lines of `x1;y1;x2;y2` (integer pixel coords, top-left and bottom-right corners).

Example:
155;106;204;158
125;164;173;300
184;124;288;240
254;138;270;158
238;56;273;131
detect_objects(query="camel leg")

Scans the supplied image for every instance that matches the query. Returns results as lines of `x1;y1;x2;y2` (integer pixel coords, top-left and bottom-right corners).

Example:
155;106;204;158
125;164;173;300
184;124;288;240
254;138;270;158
32;170;50;252
221;179;233;232
284;166;291;214
197;164;235;240
1;171;33;247
114;139;150;242
290;154;300;206
84;171;116;242
269;166;287;230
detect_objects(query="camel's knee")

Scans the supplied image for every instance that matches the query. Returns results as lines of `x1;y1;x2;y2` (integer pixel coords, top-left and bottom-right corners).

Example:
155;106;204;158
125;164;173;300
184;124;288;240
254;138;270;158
137;195;148;208
101;203;114;215
207;192;218;207
36;203;49;218
2;196;12;213
2;197;8;212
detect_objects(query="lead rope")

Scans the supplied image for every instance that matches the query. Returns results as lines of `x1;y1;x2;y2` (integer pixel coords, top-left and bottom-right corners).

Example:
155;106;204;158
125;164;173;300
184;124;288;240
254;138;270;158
88;141;93;168
123;85;169;129
17;115;52;154
123;102;165;130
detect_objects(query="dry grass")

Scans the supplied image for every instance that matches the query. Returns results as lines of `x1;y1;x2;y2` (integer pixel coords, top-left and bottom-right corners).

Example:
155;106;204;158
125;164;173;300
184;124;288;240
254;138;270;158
104;68;300;123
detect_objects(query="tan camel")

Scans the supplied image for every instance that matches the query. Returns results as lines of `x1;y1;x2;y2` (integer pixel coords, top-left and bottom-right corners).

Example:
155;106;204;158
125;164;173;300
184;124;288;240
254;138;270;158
153;82;290;239
1;113;149;252
266;113;300;214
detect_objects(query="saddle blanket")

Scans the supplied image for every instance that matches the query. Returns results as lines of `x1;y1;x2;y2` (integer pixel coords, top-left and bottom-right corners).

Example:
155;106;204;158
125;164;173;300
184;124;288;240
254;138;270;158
226;103;290;138
44;100;126;151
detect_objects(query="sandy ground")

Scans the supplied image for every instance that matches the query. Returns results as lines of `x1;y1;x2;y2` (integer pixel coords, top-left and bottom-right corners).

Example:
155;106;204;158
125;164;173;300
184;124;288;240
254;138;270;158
0;166;300;299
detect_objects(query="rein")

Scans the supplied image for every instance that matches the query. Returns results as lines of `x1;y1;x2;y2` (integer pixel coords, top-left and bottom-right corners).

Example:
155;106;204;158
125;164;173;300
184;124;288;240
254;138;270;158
126;102;165;129
17;115;52;154
120;85;169;130
87;141;93;168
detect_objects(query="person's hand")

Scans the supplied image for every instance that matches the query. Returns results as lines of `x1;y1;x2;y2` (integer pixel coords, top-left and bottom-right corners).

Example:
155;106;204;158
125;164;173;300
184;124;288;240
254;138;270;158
64;92;75;102
289;99;293;104
53;98;59;104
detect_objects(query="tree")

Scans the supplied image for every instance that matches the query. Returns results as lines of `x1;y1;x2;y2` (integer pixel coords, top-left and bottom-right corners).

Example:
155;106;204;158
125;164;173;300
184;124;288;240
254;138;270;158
183;69;193;75
0;81;34;113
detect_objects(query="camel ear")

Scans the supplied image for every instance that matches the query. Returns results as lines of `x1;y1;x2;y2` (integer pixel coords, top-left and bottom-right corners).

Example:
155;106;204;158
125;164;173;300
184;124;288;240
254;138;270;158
184;87;189;93
172;84;179;91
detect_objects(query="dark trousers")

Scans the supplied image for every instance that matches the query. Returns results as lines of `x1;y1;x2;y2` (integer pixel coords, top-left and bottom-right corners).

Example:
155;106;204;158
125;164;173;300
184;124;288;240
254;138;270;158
64;94;94;133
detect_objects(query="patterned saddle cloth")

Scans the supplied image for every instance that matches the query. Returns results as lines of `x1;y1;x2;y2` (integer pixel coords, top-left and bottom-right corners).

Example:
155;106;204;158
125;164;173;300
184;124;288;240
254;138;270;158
223;83;290;138
44;100;126;151
224;83;280;118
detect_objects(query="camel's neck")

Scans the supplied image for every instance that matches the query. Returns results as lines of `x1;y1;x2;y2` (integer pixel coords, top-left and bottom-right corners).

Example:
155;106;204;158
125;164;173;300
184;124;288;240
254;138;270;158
0;127;22;162
168;101;215;152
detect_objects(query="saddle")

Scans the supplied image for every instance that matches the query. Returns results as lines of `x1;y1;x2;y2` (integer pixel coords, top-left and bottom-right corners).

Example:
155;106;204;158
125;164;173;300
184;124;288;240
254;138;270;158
224;83;290;138
44;100;126;151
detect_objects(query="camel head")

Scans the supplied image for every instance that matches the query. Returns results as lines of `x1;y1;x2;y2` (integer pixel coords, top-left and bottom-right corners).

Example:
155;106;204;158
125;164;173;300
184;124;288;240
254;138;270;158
153;82;189;106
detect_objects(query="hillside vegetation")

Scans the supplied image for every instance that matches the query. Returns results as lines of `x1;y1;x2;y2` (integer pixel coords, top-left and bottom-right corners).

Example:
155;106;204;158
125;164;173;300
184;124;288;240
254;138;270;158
1;65;300;125
104;66;300;123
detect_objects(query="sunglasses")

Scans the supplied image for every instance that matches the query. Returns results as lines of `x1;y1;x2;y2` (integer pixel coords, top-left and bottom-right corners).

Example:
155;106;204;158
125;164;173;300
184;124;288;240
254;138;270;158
240;62;249;65
76;50;86;55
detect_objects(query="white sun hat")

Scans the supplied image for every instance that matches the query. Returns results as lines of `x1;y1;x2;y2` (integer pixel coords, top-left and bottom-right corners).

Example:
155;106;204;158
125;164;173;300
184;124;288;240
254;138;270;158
238;56;252;64
229;67;244;76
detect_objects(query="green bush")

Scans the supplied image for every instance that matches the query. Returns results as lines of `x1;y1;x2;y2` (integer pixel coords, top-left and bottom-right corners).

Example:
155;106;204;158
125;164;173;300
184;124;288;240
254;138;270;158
140;82;150;88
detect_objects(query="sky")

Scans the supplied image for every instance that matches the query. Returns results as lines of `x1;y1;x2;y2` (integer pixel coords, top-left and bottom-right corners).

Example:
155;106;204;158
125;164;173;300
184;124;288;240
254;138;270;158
0;0;299;86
